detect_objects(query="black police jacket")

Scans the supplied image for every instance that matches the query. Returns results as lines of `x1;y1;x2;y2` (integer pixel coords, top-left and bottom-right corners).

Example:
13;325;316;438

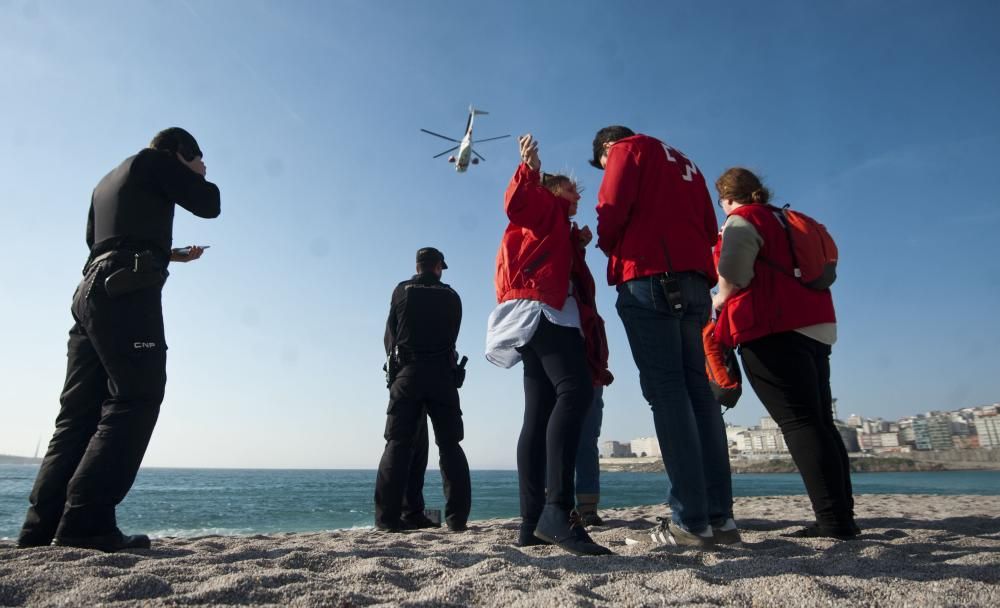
384;272;461;359
87;148;221;265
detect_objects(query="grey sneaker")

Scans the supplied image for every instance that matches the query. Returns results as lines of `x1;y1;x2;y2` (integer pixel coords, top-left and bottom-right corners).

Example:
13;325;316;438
624;518;715;548
712;518;743;545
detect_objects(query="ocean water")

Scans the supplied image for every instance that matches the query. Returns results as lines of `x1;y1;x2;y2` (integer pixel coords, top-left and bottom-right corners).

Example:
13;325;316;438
1;465;997;539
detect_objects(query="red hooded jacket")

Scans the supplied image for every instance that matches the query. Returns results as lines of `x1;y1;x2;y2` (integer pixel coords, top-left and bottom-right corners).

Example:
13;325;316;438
596;135;718;286
495;164;574;309
714;204;836;347
494;164;613;386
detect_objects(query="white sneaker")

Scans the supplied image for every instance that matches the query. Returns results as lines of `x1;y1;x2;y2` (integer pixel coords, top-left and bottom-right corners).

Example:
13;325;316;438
624;518;715;548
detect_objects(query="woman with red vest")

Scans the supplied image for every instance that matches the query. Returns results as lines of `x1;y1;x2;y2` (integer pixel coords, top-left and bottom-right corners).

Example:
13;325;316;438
712;167;859;540
485;134;611;556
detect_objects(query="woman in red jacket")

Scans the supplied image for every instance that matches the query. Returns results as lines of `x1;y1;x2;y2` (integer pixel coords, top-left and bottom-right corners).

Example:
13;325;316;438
485;134;611;556
713;167;858;539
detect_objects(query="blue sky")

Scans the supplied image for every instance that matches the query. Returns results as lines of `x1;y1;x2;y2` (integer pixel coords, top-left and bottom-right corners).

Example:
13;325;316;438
1;0;998;469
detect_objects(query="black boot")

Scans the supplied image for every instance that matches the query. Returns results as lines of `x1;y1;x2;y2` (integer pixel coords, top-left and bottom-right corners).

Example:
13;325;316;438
533;505;612;556
53;528;151;552
516;520;551;547
401;513;440;530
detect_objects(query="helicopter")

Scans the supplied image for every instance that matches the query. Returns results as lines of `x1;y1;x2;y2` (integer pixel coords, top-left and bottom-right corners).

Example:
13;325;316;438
421;106;510;172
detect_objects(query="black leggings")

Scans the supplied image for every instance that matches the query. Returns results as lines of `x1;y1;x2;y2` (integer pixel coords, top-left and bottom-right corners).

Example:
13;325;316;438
517;317;593;525
740;331;855;529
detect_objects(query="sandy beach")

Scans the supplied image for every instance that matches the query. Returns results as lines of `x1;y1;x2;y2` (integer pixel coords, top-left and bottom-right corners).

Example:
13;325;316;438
1;494;997;607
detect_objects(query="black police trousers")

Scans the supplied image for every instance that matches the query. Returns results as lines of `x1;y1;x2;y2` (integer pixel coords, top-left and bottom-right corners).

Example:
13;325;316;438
374;361;471;529
402;416;431;519
19;258;167;545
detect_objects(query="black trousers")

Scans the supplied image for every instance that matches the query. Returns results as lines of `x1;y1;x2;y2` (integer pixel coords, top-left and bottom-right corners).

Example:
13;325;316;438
740;331;855;529
402;416;429;519
517;317;593;526
374;361;471;528
20;260;167;544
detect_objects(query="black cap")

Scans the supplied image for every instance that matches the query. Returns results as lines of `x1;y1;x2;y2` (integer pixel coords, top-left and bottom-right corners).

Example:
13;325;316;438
416;247;447;269
150;127;203;162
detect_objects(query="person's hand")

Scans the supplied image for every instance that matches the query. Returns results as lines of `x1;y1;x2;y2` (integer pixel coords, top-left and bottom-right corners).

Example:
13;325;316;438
712;291;727;312
578;225;593;248
518;134;540;172
170;245;206;263
177;152;207;177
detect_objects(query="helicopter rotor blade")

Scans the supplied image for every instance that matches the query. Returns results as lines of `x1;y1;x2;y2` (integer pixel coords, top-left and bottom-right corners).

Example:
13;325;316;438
473;134;511;144
433;145;460;159
421;128;460;143
472;149;486;162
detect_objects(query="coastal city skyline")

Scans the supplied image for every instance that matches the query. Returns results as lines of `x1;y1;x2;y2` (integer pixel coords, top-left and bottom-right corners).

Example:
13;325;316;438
602;401;1000;461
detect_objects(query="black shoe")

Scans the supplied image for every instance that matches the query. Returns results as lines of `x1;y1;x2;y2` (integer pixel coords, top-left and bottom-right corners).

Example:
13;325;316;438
516;522;550;547
446;521;468;532
401;514;440;530
580;512;604;527
374;521;405;533
16;532;53;549
534;506;613;556
53;529;151;552
785;524;859;541
515;535;551;547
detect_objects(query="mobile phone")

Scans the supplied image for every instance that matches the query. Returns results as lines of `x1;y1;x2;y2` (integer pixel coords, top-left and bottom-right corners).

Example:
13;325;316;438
173;245;210;256
659;275;685;314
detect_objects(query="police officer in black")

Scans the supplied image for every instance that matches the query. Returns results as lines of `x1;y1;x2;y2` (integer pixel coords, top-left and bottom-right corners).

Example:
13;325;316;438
17;127;221;552
375;247;472;532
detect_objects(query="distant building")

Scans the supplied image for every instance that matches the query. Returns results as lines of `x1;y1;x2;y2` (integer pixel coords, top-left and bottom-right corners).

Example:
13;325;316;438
973;407;1000;448
898;419;916;446
742;428;788;454
725;425;748;449
913;413;954;451
600;441;631;458
847;414;863;428
836;421;860;452
858;431;900;452
760;416;779;431
630;437;661;458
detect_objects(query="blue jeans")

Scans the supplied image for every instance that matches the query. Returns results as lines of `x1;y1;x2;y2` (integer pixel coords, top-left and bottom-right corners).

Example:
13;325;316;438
575;385;604;496
616;272;734;532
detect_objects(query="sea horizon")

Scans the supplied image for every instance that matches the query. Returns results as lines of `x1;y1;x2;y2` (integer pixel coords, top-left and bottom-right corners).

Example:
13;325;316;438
3;465;998;540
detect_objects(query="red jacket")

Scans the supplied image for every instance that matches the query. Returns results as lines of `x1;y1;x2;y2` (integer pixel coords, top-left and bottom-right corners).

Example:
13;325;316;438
596;135;718;286
495;164;574;309
714;204;836;347
570;225;614;388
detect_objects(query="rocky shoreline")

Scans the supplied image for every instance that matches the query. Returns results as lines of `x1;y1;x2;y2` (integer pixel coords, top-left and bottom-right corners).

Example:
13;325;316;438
601;456;999;474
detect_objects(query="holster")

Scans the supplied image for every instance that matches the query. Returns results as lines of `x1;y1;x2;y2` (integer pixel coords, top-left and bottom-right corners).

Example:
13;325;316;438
104;268;164;297
384;349;399;388
453;355;468;389
99;250;166;298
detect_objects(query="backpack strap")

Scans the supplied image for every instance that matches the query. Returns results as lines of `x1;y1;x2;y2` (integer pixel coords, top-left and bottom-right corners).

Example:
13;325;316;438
756;204;802;281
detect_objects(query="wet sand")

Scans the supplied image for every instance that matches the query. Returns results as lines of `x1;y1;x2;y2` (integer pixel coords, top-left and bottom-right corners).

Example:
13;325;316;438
1;494;998;606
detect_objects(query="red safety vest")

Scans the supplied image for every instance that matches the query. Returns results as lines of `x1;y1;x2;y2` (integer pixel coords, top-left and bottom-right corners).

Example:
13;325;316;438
714;204;836;347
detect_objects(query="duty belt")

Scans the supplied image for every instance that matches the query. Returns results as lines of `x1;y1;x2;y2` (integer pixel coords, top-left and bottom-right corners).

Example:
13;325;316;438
85;249;165;274
395;348;453;365
83;250;127;274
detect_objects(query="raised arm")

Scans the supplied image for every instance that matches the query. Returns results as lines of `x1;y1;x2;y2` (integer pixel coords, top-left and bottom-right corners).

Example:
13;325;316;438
152;151;221;219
